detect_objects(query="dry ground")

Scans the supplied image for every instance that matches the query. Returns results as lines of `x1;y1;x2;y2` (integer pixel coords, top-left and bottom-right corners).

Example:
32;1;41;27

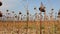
0;21;60;34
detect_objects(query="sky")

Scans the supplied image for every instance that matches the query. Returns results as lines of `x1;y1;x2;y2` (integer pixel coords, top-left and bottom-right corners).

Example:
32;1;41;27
0;0;60;17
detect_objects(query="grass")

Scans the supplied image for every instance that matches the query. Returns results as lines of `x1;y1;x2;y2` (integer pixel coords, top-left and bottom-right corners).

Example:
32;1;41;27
0;21;60;34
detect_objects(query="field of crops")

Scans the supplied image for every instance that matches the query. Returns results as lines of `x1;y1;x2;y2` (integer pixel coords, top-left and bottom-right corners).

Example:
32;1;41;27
0;21;60;34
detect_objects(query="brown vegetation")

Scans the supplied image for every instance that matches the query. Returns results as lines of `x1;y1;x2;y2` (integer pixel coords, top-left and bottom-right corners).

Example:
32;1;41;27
0;21;60;34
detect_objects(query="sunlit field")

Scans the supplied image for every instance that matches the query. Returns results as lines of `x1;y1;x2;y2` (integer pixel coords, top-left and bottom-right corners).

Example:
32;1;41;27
0;0;60;34
0;21;60;34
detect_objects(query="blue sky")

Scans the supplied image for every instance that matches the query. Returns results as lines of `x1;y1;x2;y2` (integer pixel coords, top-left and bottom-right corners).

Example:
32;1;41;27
0;0;60;16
